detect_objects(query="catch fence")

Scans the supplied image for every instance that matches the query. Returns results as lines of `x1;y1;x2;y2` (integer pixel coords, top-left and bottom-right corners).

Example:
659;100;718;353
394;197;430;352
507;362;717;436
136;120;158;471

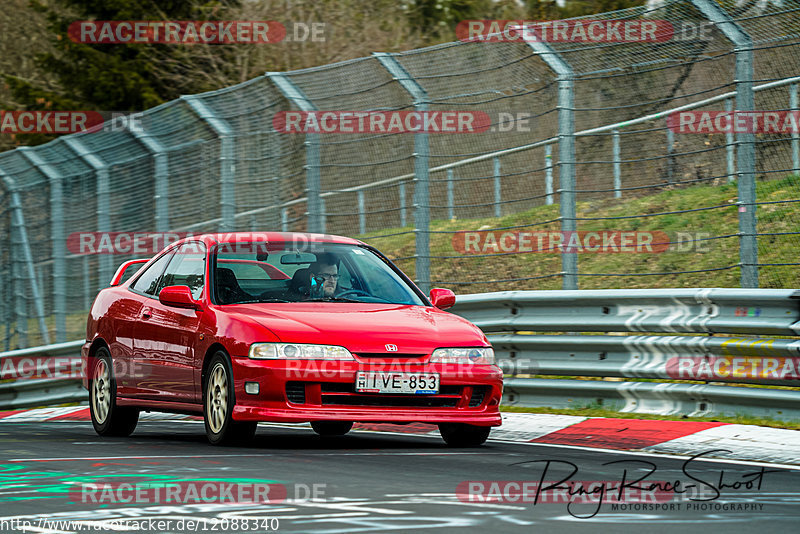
0;1;799;347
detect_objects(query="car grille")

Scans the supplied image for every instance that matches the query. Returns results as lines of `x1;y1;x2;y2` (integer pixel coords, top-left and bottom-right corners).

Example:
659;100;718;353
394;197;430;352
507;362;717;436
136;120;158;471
469;386;489;407
284;382;489;409
285;382;306;404
321;395;459;408
354;353;427;360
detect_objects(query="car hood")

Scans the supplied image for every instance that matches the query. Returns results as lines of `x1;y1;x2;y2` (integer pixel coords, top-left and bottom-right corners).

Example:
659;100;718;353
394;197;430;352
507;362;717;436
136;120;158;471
226;303;488;353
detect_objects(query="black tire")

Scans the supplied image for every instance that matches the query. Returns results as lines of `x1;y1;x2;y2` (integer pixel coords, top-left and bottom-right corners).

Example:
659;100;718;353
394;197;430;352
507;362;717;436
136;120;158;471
89;346;139;437
203;351;257;445
311;421;353;437
438;423;491;447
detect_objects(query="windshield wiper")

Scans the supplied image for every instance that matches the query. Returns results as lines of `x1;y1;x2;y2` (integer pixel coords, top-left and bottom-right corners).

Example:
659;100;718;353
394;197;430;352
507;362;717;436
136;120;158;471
303;297;363;303
232;298;292;304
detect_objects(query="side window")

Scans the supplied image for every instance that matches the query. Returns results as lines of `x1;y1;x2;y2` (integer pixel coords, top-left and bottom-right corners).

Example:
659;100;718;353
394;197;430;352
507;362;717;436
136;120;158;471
130;250;175;296
158;242;206;299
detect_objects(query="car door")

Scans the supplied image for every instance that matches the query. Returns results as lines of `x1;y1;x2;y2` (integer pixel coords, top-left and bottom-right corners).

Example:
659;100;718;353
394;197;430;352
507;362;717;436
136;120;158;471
118;249;175;395
133;242;206;403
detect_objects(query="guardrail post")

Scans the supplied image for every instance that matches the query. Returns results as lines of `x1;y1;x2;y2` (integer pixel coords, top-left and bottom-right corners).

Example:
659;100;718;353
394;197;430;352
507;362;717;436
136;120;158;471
527;41;577;289
267;74;323;234
19;148;66;342
281;207;288;231
494;156;502;217
725;98;736;182
791;83;799;174
691;0;757;288
63;138;113;290
545;144;553;205
0;169;50;347
375;52;431;292
612;129;621;198
447;169;454;220
182;96;236;233
126;120;169;232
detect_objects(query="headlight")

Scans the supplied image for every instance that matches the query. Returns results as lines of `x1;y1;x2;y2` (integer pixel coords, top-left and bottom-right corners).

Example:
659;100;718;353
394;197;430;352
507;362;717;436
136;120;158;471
429;347;495;365
248;343;354;360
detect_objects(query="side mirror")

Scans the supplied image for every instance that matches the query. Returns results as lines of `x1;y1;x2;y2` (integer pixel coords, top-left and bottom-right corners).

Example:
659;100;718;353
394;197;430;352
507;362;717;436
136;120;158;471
429;288;456;310
159;285;201;310
110;259;149;286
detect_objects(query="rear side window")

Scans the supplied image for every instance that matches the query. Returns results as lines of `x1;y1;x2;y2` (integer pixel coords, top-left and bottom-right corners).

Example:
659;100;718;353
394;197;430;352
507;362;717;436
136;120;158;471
130;250;175;296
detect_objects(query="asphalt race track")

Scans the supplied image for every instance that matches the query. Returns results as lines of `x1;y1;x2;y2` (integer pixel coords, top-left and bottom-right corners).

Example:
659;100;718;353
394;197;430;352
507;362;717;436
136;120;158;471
0;420;797;533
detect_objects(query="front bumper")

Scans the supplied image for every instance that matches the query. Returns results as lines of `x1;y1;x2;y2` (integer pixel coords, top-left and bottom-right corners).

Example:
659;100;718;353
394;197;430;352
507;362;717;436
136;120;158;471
230;357;503;426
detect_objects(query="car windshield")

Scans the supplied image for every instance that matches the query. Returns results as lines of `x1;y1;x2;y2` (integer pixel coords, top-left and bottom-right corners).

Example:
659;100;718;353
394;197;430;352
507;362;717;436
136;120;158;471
212;242;425;306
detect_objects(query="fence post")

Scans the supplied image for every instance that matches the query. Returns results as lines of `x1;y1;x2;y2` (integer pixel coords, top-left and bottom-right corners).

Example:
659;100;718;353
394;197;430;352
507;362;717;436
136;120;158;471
126;120;169;232
83;256;90;311
11;241;25;349
612;129;621;198
64;137;113;290
19;148;66;342
267;74;323;234
281;207;288;232
399;181;407;227
665;124;675;185
0;169;50;347
494;157;502;217
182;96;236;233
545;144;554;205
692;0;757;288
791;83;799;174
527;41;577;290
0;266;6;351
375;52;431;293
358;190;366;234
725;98;736;182
447;169;454;220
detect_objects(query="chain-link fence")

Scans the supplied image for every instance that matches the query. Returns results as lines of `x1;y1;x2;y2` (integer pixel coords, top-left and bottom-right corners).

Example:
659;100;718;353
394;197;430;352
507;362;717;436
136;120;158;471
1;0;799;348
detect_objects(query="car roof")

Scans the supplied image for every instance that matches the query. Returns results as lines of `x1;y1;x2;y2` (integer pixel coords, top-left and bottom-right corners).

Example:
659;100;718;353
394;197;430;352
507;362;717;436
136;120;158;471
174;232;365;248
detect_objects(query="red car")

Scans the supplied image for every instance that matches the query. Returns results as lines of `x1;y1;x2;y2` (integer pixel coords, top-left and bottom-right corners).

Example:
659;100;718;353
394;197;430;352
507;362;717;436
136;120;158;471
82;232;503;446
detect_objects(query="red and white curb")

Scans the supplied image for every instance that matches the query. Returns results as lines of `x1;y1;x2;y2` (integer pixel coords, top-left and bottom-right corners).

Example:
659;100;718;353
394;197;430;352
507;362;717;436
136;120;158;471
2;407;799;465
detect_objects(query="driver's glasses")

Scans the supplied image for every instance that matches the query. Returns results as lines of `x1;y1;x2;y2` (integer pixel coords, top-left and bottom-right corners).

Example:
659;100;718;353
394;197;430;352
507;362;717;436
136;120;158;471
316;273;339;282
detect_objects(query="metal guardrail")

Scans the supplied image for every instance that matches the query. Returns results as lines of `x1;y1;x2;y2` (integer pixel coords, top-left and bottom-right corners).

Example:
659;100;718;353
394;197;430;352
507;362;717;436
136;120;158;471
0;340;85;409
450;289;800;421
1;289;799;421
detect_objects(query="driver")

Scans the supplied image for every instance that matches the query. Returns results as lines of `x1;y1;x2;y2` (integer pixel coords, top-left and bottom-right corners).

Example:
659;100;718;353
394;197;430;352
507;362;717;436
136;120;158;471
308;252;339;298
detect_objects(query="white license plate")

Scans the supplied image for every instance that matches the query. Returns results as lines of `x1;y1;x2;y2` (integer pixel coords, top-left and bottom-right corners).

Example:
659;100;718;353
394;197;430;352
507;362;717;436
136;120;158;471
355;372;439;394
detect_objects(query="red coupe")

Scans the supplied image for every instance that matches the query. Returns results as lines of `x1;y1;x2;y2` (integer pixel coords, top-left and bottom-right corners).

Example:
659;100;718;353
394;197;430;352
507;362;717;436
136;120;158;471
82;232;503;446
